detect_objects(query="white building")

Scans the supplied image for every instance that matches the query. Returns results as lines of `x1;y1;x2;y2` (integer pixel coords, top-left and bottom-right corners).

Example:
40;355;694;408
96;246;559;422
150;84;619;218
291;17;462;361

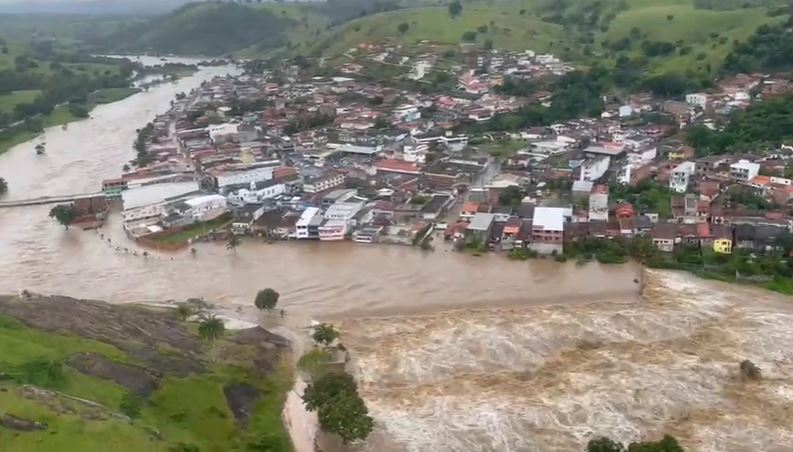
318;219;348;241
295;207;322;240
403;143;429;163
685;93;708;109
618;105;634;118
227;182;286;205
303;172;345;194
730;159;760;183
439;134;469;152
392;104;421;122
324;201;364;222
579;155;610;182
669;161;696;193
588;185;609;222
181;194;228;221
121;181;200;211
213;164;279;190
530;206;571;255
207;123;239;142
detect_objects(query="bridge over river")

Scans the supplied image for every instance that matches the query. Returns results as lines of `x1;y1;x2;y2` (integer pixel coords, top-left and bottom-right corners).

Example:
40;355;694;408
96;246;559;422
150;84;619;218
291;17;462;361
0;192;105;208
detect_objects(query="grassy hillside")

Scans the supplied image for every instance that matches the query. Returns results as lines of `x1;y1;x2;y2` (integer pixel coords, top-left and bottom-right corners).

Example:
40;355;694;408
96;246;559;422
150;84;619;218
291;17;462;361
95;2;295;56
599;4;788;75
237;3;332;59
304;5;571;58
294;0;787;76
0;295;292;452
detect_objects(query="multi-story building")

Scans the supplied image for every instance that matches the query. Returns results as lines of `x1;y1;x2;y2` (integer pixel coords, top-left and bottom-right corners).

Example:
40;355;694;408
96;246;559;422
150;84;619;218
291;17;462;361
669;161;696;193
579;155;610;182
530;207;571;254
302;171;345;194
730;160;760;183
295;207;322;239
588;185;609;222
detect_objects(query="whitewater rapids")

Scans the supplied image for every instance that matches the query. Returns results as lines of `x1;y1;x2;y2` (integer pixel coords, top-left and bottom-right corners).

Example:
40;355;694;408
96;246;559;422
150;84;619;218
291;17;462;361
338;270;793;452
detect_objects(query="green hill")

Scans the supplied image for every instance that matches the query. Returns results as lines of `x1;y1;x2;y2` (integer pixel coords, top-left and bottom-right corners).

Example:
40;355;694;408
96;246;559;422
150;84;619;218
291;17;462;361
295;0;788;76
95;2;295;56
302;4;572;58
0;294;292;452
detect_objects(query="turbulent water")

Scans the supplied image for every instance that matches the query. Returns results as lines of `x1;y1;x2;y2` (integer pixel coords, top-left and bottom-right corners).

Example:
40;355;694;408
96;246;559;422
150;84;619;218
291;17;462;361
0;60;792;452
339;271;793;452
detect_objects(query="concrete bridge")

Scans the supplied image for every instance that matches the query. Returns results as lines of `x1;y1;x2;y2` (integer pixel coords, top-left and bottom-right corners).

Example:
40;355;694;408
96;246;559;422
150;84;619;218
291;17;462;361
0;192;105;209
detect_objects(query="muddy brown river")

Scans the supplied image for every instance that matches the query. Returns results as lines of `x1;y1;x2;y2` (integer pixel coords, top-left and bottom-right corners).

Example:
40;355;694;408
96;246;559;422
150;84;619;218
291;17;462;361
0;62;791;452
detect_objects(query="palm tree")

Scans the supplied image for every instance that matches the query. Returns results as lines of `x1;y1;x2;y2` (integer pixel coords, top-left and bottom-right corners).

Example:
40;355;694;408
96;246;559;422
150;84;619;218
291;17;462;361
198;314;225;362
226;235;241;254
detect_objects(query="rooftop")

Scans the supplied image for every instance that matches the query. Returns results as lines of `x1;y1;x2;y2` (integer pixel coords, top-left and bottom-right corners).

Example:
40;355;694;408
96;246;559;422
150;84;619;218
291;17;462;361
469;213;496;231
533;206;572;231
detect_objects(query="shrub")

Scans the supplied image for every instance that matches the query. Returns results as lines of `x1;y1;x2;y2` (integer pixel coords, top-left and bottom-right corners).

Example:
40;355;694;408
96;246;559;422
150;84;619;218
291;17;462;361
120;392;145;418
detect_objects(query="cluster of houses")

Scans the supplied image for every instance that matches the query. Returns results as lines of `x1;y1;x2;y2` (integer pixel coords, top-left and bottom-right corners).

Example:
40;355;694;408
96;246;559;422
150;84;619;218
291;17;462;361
95;55;792;256
340;41;573;94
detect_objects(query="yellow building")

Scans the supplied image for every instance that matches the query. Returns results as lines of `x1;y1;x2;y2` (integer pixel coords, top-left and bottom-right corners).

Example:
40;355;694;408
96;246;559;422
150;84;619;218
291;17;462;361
713;238;732;254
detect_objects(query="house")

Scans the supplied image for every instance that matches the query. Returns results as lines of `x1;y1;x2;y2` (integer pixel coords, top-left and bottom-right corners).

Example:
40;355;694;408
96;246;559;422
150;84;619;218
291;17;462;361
685;93;708;109
578;155;610;182
420;194;454;220
531;206;571;254
669;161;696;193
711;224;733;254
501;216;523;250
295;207;322;239
734;223;787;252
730;159;760;183
460;202;479;222
303;171;346;194
588;185;609;222
672;194;699;224
650;223;677;252
467;213;496;244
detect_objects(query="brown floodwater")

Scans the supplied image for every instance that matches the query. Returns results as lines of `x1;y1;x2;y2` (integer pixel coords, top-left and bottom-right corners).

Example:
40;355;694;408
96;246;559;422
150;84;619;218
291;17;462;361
0;64;791;452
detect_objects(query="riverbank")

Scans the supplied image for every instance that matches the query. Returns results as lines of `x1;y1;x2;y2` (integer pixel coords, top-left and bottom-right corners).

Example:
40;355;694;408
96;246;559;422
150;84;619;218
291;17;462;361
0;293;293;451
0;87;141;155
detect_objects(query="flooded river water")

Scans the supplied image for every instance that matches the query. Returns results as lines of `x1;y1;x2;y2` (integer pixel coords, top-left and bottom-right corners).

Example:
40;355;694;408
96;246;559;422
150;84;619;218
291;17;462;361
0;63;792;452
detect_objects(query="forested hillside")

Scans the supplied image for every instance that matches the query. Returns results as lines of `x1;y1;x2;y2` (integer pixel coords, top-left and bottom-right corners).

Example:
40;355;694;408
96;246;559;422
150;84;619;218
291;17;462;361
94;2;295;56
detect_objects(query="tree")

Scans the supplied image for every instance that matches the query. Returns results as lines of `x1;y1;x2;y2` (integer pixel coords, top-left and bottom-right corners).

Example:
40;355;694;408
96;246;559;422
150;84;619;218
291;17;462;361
302;372;374;443
373;117;389;129
49;204;78;230
317;390;374;443
462;31;477;42
498;185;523;208
587;435;684;452
175;303;194;321
398;22;409;34
120;391;144;418
297;349;333;378
254;288;280;311
448;0;462;18
226;235;241;253
588;437;626;452
666;14;674;21
303;372;357;410
312;323;340;346
0;177;7;194
198;314;225;362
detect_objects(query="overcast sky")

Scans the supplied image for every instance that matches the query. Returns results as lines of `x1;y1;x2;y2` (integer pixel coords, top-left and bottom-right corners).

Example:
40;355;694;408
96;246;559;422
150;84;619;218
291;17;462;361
0;0;192;14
